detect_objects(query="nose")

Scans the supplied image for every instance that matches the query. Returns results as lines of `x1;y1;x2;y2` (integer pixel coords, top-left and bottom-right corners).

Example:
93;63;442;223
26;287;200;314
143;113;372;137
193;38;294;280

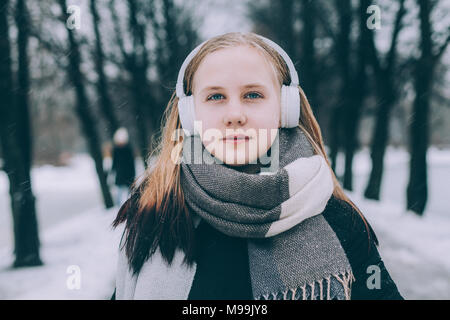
222;101;247;127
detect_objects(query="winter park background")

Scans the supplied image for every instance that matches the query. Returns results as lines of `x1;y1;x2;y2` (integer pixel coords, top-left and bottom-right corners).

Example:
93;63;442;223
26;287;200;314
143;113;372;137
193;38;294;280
1;0;449;299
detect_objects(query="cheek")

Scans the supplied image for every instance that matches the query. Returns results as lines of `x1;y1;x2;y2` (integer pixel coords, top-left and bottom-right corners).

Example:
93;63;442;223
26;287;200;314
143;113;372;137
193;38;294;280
255;126;278;156
253;99;280;155
255;99;281;129
194;104;217;131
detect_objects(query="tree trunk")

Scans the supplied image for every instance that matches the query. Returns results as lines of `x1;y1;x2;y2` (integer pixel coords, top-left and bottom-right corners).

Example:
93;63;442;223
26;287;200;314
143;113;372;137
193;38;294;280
300;0;318;113
89;0;120;137
407;0;434;215
128;0;155;163
364;0;405;200
364;95;392;200
328;105;343;179
328;0;352;184
343;104;360;191
0;0;42;267
15;0;32;172
341;0;373;191
59;0;114;209
407;67;430;214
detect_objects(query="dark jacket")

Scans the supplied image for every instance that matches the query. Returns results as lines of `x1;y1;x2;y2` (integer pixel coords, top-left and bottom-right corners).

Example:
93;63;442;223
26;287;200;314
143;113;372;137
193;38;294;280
111;195;403;300
111;144;136;187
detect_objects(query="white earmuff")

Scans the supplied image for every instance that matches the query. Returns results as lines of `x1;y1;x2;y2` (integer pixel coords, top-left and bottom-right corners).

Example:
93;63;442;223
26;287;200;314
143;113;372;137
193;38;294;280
281;85;301;128
177;95;196;136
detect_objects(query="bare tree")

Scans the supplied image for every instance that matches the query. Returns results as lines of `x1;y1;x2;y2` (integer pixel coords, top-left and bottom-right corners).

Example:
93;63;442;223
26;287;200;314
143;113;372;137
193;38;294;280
89;0;120;137
324;0;352;177
299;0;319;114
364;0;407;200
407;0;449;215
248;0;296;56
109;0;154;165
318;0;372;190
247;0;322;113
340;0;371;191
0;0;42;267
58;0;114;209
15;0;33;172
148;0;200;124
108;0;200;163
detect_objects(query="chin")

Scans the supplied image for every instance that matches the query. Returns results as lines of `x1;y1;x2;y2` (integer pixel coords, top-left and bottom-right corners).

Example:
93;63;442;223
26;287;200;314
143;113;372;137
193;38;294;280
218;140;260;165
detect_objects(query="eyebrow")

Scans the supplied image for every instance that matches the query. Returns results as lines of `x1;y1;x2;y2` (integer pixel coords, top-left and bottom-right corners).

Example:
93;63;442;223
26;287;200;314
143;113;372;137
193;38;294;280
199;83;267;95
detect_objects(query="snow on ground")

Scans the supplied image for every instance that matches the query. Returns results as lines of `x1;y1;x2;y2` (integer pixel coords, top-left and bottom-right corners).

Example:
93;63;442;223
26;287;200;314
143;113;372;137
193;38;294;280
346;192;450;299
0;155;127;299
0;148;449;299
0;206;123;299
344;146;450;299
0;155;104;249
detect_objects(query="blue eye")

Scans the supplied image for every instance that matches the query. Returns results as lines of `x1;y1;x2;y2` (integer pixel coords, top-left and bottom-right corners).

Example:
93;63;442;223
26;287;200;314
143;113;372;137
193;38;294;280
245;92;262;99
206;92;263;101
207;94;224;101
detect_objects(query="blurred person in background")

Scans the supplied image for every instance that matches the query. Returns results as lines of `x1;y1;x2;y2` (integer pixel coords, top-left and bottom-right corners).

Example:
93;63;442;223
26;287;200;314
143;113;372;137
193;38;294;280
111;127;136;206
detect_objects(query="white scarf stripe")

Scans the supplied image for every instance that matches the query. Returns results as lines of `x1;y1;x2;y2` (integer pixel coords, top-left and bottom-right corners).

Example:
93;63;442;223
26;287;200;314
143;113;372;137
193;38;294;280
266;155;334;237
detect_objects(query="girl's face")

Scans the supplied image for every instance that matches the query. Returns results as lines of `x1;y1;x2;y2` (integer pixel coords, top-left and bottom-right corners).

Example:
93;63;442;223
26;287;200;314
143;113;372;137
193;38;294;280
192;45;281;166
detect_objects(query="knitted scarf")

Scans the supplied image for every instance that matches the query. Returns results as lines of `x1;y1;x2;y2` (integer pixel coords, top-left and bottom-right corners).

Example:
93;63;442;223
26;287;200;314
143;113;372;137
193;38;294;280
115;127;355;300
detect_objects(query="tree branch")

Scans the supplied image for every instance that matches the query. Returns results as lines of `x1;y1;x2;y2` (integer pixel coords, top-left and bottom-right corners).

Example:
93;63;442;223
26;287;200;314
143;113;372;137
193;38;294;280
433;27;450;63
29;27;66;55
386;0;406;73
315;0;338;45
108;0;130;63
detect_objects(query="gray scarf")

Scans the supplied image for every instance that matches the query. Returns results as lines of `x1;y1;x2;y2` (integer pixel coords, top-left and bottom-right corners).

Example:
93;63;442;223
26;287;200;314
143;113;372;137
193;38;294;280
178;127;355;300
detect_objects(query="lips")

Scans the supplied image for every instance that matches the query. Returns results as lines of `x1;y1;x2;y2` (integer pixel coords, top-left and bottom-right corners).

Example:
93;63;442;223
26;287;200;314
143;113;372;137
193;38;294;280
223;134;250;141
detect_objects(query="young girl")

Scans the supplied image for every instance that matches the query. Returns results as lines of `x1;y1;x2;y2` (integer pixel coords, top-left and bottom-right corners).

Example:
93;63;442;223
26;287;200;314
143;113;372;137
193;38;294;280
111;32;403;300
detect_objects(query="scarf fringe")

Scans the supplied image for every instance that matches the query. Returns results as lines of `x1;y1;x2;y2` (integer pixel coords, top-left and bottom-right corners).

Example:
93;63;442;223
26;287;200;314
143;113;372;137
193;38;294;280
257;269;355;300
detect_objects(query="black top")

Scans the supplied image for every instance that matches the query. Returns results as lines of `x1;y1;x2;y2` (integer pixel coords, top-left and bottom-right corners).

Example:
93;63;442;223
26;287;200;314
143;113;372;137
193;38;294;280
322;195;403;299
112;143;136;187
187;220;254;300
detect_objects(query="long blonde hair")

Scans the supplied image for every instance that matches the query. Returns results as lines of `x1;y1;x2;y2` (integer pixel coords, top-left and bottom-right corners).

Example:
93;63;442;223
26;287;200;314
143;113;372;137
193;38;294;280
113;32;372;275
